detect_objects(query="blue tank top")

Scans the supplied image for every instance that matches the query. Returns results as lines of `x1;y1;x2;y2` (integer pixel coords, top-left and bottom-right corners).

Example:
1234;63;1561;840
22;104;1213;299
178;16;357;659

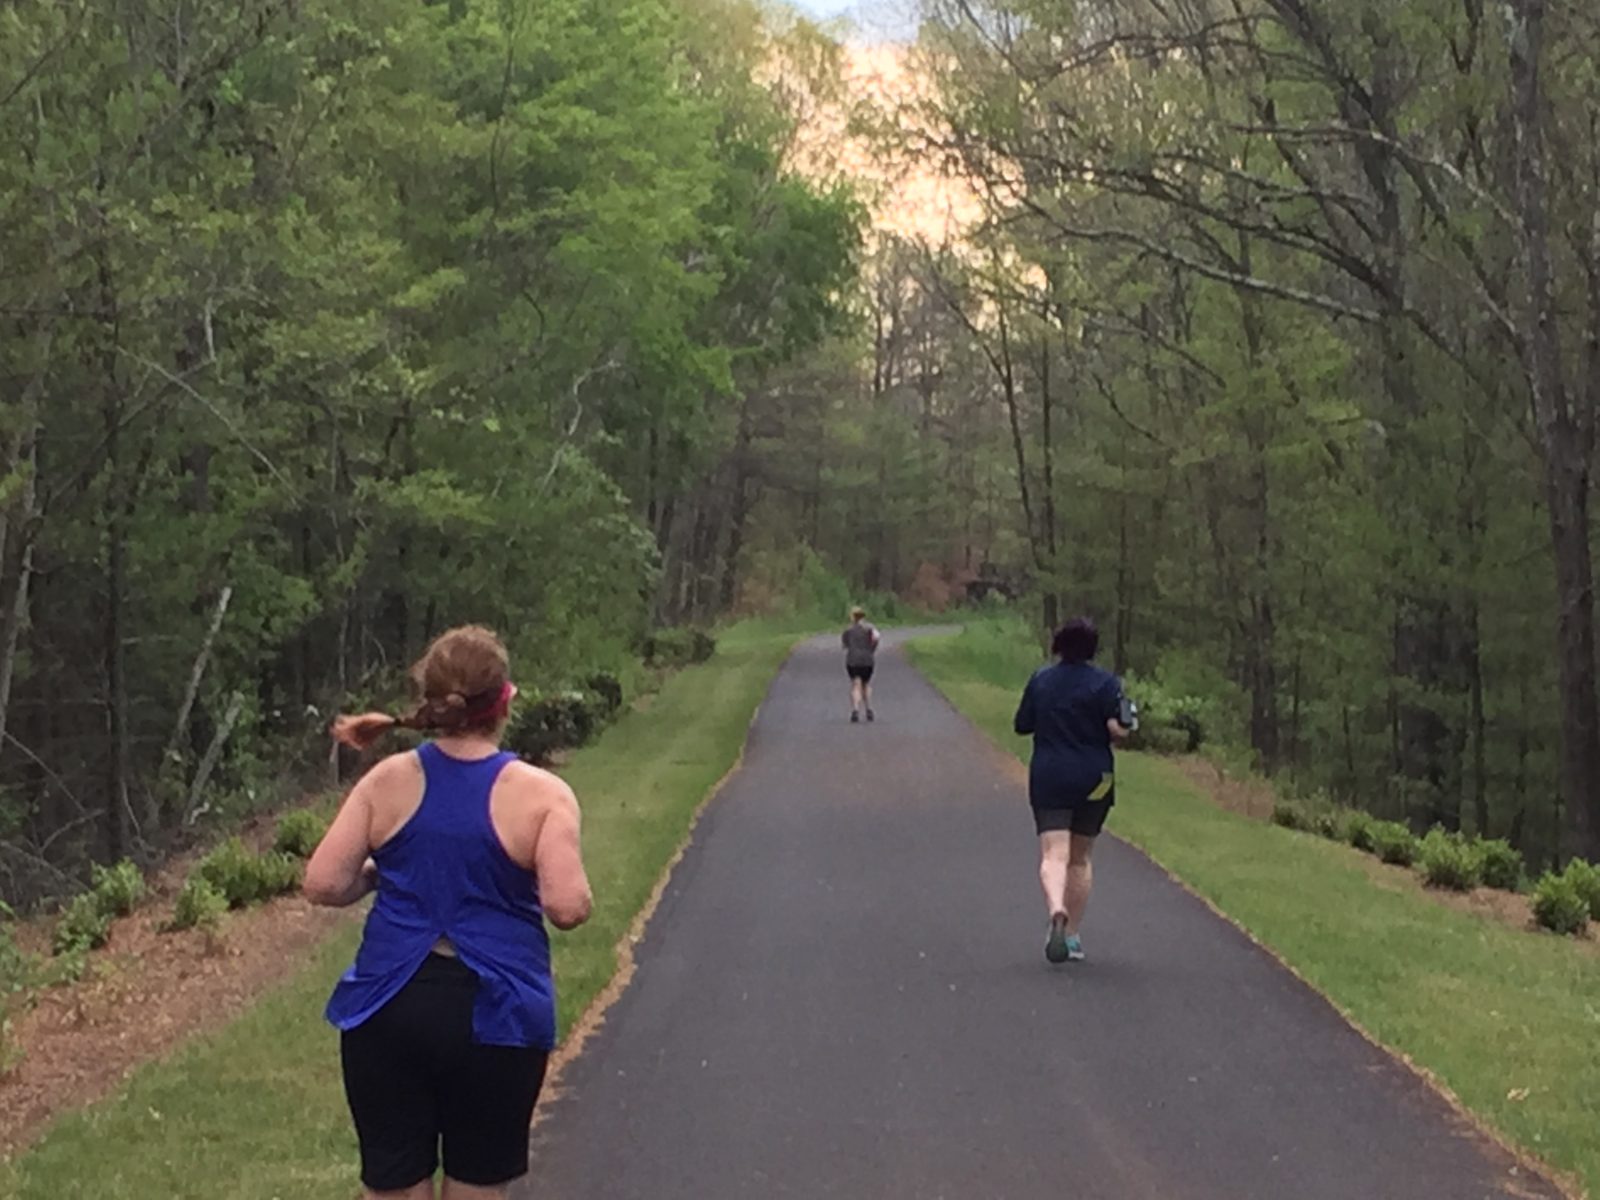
325;743;556;1049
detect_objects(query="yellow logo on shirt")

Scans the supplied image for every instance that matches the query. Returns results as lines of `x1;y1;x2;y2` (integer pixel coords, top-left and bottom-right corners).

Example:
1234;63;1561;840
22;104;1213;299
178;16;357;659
1088;774;1114;802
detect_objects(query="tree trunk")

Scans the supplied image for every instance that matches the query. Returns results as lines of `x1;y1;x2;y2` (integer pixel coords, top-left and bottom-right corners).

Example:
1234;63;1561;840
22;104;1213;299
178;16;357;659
0;438;37;762
1509;0;1600;860
1114;488;1131;674
1467;597;1488;836
96;243;132;861
1038;342;1059;628
719;403;754;613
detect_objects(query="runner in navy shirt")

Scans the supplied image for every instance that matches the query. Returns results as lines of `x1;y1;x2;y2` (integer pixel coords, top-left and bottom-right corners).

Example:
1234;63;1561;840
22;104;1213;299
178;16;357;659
1014;617;1130;964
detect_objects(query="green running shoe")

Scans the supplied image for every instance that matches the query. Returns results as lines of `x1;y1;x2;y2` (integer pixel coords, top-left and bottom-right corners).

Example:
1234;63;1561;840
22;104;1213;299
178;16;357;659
1045;913;1070;964
1064;934;1085;962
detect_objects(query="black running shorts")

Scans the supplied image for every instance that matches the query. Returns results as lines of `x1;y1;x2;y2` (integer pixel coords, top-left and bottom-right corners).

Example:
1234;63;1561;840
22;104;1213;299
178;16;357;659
340;954;549;1191
1032;789;1114;837
847;663;874;682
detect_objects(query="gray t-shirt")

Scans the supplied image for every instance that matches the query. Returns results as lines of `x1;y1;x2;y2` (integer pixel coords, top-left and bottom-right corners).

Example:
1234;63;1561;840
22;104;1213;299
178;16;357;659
842;622;879;667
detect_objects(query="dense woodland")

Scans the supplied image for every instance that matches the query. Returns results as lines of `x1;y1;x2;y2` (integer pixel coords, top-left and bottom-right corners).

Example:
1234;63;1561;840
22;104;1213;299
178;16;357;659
4;0;1600;905
0;0;871;904
878;0;1600;865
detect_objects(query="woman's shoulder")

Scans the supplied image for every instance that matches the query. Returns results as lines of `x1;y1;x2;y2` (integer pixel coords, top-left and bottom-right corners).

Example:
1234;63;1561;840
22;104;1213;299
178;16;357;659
367;748;423;783
498;758;578;808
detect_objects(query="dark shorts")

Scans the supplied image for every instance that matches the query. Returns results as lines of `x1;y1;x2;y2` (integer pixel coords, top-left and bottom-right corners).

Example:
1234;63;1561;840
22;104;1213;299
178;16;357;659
1032;789;1115;837
341;954;549;1191
847;663;875;682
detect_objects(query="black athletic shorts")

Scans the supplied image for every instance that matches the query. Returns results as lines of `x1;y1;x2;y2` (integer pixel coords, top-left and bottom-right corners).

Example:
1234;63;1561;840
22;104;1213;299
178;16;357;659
340;953;549;1191
1032;789;1115;837
847;663;874;682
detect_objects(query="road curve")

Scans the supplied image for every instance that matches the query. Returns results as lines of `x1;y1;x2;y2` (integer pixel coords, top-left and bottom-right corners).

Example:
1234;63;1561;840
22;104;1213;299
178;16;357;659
518;631;1558;1200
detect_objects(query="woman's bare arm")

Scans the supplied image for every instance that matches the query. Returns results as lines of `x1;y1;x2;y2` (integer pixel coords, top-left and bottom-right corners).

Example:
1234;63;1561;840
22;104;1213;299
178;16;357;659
532;779;593;930
303;757;407;906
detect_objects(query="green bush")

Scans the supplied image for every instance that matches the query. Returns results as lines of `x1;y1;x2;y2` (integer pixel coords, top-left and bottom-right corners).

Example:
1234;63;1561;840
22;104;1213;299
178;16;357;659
41;945;89;987
641;627;716;668
1310;808;1343;840
1135;725;1191;756
1474;839;1524;892
1370;821;1419;866
52;893;112;957
1418;829;1483;891
196;838;257;908
585;672;624;716
1532;871;1591;935
90;860;146;916
506;688;619;764
166;877;229;933
260;852;303;895
274;808;329;859
0;1008;18;1077
197;839;303;909
1120;670;1212;752
1341;809;1377;852
1271;799;1310;831
1563;859;1600;919
0;930;31;1005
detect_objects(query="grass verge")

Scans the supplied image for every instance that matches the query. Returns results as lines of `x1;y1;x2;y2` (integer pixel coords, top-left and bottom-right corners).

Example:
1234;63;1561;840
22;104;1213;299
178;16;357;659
0;616;808;1200
907;621;1600;1199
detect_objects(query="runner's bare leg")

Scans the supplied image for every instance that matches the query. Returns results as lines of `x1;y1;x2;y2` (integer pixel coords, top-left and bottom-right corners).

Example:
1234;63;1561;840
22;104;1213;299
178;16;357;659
1065;834;1096;935
1038;831;1070;918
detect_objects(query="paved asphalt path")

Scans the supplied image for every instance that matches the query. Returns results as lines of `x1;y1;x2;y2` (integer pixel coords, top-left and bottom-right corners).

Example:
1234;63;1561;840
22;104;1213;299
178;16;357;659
520;632;1558;1200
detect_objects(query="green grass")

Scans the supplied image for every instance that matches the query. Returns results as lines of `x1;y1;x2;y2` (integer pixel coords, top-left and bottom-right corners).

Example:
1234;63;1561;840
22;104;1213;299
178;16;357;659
0;616;808;1200
908;621;1600;1199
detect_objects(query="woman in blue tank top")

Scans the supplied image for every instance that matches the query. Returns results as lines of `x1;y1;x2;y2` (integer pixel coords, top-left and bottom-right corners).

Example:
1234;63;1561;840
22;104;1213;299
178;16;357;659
305;625;592;1200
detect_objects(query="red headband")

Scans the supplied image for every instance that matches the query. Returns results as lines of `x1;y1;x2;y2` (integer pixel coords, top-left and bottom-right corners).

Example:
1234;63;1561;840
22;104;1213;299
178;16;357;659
464;681;517;722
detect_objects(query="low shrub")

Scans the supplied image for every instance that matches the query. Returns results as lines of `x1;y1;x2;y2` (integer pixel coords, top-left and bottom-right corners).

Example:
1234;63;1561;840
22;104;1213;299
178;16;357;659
1341;809;1377;852
506;688;617;764
0;908;24;1072
1474;839;1524;892
261;852;302;894
197;839;302;909
166;877;229;933
52;893;112;957
1563;858;1600;920
274;808;329;859
1370;821;1419;866
1135;726;1191;756
90;860;146;916
1271;799;1310;831
0;911;31;998
1532;871;1591;935
1310;808;1343;840
585;672;624;716
1120;673;1213;753
641;627;716;668
1418;829;1483;891
0;1009;19;1077
42;946;89;987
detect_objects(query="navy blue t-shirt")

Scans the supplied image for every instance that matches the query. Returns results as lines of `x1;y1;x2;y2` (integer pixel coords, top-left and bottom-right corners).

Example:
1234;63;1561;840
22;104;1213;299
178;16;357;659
1014;661;1124;806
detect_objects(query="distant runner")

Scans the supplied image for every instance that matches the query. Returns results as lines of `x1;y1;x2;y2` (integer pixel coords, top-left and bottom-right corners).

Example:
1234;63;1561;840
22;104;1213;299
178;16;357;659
1013;617;1130;964
841;607;881;723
